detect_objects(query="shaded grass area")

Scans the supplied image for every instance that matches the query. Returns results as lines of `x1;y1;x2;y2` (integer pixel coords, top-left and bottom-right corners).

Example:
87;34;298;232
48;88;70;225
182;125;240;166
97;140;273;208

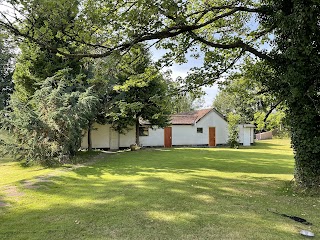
0;139;319;239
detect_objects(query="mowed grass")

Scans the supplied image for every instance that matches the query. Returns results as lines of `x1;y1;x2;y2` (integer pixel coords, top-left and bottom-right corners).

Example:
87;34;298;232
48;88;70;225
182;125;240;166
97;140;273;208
0;139;319;239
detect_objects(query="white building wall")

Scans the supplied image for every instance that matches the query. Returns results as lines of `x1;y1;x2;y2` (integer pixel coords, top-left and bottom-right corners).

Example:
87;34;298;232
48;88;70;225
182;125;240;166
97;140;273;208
205;111;229;145
250;128;254;144
140;110;229;146
81;110;230;149
140;127;164;147
81;123;110;149
172;110;228;146
81;124;136;149
109;128;119;150
243;128;251;146
119;128;136;148
172;125;200;145
238;125;255;145
238;126;244;144
181;111;228;145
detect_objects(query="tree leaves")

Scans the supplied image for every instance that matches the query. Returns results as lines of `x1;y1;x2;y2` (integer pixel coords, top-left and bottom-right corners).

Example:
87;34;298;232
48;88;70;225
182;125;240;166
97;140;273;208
0;69;98;165
0;28;14;110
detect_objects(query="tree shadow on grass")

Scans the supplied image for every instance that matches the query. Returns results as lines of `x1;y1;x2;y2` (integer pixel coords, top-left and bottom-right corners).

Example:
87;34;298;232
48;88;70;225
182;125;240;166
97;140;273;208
0;142;305;239
0;170;315;240
241;141;284;149
72;147;294;179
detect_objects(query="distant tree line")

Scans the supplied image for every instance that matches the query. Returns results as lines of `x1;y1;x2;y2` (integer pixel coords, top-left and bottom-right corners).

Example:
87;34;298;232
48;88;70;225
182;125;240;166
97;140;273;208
213;58;288;136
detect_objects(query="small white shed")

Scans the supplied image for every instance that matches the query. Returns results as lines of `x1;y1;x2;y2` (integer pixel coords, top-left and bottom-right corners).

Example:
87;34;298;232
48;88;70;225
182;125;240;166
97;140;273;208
238;124;256;146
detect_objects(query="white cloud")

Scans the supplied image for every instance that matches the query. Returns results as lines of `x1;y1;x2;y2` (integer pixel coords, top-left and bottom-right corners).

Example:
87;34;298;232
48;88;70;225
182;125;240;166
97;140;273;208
202;85;219;107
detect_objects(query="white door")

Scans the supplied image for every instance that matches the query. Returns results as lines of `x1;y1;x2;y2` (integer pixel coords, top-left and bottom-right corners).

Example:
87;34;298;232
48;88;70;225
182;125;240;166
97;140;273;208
243;128;251;146
109;128;119;150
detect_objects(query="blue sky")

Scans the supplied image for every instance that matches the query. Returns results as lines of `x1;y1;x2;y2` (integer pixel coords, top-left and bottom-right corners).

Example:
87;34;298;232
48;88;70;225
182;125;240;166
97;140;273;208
148;13;272;108
165;62;219;108
151;47;219;108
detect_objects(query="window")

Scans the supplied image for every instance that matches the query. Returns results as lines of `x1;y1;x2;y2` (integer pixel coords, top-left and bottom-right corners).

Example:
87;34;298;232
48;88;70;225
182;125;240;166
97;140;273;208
197;128;203;133
139;127;149;136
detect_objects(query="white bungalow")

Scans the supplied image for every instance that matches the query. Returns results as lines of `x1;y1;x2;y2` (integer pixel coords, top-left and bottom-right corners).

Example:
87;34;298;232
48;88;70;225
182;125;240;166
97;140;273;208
81;108;254;149
140;108;228;147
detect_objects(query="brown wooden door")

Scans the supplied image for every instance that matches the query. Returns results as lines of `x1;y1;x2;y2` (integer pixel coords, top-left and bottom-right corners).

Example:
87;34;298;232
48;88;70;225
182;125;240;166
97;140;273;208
164;127;172;148
209;127;216;147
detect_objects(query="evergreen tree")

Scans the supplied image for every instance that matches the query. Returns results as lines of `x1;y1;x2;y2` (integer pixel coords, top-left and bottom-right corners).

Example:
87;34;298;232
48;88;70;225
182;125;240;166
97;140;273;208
13;41;83;102
0;69;98;165
105;45;171;145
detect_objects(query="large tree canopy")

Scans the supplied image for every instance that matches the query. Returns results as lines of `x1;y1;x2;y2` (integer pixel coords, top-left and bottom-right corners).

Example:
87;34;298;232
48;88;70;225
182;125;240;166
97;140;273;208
213;58;286;132
0;0;319;188
0;28;14;110
13;40;84;102
103;45;171;145
0;0;271;72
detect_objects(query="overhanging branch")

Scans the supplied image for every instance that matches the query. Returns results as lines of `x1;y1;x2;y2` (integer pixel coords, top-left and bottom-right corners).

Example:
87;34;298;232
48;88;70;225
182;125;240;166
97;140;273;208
263;100;283;123
0;2;274;61
188;31;273;62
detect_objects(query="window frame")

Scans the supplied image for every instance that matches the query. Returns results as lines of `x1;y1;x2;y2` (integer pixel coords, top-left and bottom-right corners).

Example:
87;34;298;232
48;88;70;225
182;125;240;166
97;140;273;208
139;126;149;136
197;127;203;133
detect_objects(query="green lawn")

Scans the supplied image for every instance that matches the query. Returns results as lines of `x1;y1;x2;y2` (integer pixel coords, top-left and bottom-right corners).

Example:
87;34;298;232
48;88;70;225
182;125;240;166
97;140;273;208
0;139;319;239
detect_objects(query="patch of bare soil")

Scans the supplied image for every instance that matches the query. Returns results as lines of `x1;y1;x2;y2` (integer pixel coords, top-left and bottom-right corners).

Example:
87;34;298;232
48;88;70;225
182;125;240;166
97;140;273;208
1;152;112;204
0;200;10;207
3;185;25;198
21;152;111;189
71;151;114;169
0;186;24;207
22;173;58;189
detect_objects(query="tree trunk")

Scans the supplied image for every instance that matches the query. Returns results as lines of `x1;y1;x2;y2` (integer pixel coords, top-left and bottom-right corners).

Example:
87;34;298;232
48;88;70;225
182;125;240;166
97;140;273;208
289;99;320;189
135;117;140;146
87;121;92;151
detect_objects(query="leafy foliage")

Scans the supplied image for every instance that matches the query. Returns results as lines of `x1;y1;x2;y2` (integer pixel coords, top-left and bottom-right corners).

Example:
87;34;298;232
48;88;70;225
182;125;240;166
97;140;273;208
0;70;98;165
262;0;320;188
102;46;171;144
0;0;319;188
254;111;285;132
13;41;84;102
169;91;205;114
227;113;241;148
213;59;286;132
0;29;14;110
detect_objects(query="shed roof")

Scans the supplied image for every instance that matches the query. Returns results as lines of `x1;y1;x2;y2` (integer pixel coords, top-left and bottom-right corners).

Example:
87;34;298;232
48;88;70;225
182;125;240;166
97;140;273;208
170;108;211;125
140;108;226;126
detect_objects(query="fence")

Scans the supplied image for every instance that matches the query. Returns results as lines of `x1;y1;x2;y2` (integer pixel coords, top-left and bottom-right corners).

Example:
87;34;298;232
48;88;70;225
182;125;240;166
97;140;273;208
255;131;273;140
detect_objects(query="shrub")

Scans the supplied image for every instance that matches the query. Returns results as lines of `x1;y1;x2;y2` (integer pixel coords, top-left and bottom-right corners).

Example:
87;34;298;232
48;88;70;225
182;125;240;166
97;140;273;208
227;113;241;148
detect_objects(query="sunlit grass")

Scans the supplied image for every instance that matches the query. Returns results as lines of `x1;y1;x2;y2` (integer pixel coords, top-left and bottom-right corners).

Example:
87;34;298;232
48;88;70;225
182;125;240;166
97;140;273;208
0;139;319;239
0;158;53;187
